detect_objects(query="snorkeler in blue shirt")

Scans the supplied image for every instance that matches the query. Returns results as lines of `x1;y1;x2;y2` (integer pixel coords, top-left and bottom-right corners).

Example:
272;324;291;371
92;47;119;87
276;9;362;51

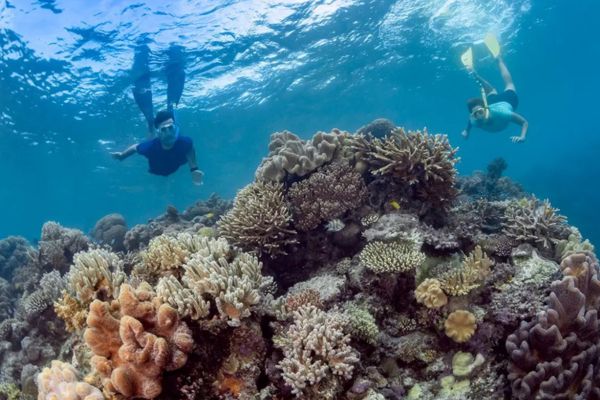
111;44;203;185
460;35;529;143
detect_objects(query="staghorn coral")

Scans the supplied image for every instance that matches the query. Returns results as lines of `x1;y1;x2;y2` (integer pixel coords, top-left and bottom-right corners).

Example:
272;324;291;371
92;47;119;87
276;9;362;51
438;246;493;296
445;310;477;343
276;305;359;398
66;248;125;304
288;161;367;231
255;130;345;182
84;283;193;399
506;252;600;399
36;359;103;400
38;222;89;273
217;182;298;257
503;197;569;250
182;251;271;326
359;240;425;274
351;128;459;213
415;278;448;309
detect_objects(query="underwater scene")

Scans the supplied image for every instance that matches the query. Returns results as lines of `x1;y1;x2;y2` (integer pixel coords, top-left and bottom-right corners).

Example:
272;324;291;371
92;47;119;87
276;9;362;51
1;0;599;399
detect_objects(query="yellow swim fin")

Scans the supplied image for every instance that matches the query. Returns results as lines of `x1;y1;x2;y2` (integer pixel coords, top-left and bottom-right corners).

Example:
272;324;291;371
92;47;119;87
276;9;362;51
460;47;474;71
484;33;501;58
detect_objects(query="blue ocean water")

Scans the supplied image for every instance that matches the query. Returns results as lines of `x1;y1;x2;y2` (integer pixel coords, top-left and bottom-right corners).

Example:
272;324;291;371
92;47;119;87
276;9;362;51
0;0;598;245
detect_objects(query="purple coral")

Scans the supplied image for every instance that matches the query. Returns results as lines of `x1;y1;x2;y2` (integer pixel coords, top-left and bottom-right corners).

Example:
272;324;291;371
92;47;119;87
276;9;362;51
288;162;367;231
506;252;600;399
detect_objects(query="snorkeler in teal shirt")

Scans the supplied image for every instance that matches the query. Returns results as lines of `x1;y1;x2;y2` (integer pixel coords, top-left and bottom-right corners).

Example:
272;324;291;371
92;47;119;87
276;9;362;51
461;36;529;143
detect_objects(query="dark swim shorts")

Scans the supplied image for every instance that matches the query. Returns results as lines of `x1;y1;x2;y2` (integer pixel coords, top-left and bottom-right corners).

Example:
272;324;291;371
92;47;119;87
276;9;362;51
487;89;519;110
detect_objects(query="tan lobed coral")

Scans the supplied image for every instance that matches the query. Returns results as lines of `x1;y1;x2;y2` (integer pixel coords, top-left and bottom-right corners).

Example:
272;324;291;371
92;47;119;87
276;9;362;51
438;246;493;296
84;283;193;399
217;182;298;257
276;305;359;398
503;197;569;250
36;360;103;400
359;240;426;273
287;161;368;231
506;252;600;399
445;310;477;343
255;130;347;182
415;278;448;309
351;128;459;213
183;250;271;326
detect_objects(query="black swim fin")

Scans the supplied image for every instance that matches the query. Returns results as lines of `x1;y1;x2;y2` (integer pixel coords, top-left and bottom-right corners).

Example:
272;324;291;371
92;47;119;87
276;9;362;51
165;44;185;111
132;43;154;130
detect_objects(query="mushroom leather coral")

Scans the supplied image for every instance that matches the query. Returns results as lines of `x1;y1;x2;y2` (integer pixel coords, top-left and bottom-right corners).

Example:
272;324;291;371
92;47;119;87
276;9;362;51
84;284;193;399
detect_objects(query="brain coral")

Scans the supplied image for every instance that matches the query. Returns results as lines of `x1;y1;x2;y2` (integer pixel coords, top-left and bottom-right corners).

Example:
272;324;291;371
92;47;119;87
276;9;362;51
288;162;368;231
506;251;600;399
217;182;298;257
84;283;193;399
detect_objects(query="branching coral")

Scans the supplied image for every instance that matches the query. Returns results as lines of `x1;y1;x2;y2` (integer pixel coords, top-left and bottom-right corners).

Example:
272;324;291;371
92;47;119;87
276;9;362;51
506;252;600;399
503;197;569;250
217;182;298;257
351;128;459;213
156;275;210;320
288;162;368;231
54;292;88;333
84;283;193;399
345;303;380;345
445;310;477;343
36;360;103;400
359;240;425;273
255;130;346;182
66;248;125;304
415;278;448;308
438;246;493;296
276;305;359;398
140;233;192;278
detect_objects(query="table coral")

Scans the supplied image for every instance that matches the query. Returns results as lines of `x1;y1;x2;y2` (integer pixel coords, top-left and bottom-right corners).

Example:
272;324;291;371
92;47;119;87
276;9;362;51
415;278;448;309
84;284;193;399
444;310;477;343
287;161;367;231
217;182;298;257
36;360;103;400
276;305;359;398
506;252;600;399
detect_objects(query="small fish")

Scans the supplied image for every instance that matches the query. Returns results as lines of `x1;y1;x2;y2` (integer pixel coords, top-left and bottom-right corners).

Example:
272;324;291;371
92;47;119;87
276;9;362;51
205;212;214;219
389;200;401;210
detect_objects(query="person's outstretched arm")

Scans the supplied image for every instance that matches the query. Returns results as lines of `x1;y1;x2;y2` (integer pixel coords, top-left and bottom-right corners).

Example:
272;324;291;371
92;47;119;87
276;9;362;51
461;120;472;139
111;144;138;161
186;147;204;185
510;113;528;143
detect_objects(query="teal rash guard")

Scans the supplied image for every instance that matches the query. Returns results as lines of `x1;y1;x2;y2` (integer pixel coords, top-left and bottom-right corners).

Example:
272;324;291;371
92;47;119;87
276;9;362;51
470;101;514;132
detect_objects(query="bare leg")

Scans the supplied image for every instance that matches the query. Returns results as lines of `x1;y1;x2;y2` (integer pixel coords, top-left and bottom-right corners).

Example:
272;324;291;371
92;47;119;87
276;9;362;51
471;71;497;95
497;56;515;92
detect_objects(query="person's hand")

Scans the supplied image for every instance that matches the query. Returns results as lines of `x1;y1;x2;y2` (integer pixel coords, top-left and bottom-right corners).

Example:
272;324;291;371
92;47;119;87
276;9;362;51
461;130;469;139
511;135;525;143
191;169;204;186
111;151;125;161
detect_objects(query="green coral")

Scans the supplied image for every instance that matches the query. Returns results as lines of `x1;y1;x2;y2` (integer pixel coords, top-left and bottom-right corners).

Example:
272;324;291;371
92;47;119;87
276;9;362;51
345;304;379;345
359;240;425;273
0;382;21;400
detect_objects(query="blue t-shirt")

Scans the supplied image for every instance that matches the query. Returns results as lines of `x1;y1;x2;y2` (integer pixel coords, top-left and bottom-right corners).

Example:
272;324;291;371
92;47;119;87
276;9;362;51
136;136;193;176
470;101;514;132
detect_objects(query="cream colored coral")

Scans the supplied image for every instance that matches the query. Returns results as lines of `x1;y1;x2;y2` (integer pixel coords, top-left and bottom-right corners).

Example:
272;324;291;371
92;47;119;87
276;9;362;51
141;233;191;276
183;251;269;326
439;246;493;296
359;240;425;273
67;248;125;303
156;275;210;320
445;310;477;343
37;360;103;400
415;278;448;308
276;305;359;397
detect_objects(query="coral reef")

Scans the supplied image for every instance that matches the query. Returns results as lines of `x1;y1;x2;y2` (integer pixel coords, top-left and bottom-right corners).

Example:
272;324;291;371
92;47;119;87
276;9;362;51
415;278;448;309
356;118;397;139
288;161;367;231
0;236;33;280
37;222;89;273
457;157;525;201
438;245;493;296
359;240;425;273
445;310;477;343
255;130;347;182
217;182;298;257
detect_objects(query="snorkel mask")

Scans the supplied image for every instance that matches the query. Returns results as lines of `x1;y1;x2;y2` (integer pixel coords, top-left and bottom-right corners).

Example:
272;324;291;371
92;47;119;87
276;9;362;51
158;120;179;148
